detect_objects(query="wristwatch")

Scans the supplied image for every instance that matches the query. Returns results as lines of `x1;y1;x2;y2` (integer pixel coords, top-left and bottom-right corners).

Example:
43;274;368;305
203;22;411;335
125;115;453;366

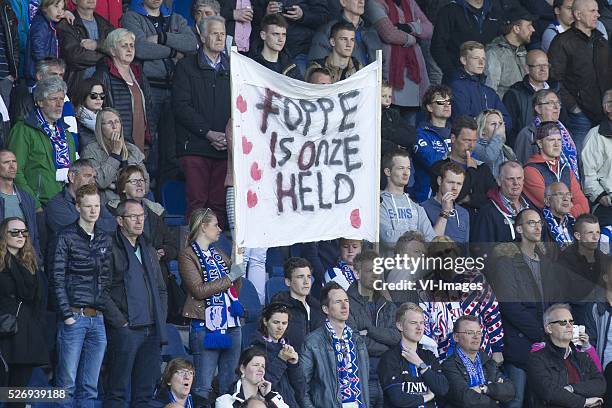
418;362;429;374
480;384;487;394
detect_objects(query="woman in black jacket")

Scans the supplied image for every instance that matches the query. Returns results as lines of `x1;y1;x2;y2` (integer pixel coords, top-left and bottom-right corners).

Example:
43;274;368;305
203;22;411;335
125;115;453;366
151;358;195;407
0;217;48;406
249;303;304;407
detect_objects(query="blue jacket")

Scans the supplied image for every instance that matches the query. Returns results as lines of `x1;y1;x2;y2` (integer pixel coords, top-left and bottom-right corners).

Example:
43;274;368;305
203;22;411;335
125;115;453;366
25;11;58;82
413;123;450;203
449;68;512;134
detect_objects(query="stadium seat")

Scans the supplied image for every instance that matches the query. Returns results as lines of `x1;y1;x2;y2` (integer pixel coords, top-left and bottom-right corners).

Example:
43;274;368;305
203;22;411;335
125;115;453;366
239;278;262;349
265;276;288;304
160;180;186;226
162;323;189;362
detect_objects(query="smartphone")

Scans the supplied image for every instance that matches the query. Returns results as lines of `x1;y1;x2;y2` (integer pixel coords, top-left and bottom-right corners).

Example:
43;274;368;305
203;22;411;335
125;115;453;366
282;5;294;13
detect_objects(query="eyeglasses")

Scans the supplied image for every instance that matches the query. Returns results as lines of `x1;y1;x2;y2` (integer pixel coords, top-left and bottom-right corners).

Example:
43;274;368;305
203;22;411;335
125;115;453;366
127;178;145;186
175;369;194;377
89;92;106;100
537;101;562;108
520;220;543;227
548;192;573;199
121;214;145;221
456;330;482;337
527;63;551;69
549;319;574;327
433;99;451;106
8;229;28;237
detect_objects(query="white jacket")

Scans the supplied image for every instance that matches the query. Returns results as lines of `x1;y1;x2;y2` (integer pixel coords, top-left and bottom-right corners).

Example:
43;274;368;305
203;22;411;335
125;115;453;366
581;123;612;203
215;379;289;408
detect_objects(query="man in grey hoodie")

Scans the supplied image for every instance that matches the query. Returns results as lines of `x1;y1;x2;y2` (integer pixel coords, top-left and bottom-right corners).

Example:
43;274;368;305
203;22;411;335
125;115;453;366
380;149;437;253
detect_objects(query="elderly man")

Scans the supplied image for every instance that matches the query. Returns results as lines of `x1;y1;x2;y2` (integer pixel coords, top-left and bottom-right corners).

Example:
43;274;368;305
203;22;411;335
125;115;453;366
548;0;612;152
172;15;230;226
442;315;515;408
523;121;589;217
503;50;562;148
543;181;575;249
582;89;612;227
8;76;77;209
527;303;605;407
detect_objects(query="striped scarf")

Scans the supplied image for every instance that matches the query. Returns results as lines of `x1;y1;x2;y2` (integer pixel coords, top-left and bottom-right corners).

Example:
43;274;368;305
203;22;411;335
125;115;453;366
324;319;363;407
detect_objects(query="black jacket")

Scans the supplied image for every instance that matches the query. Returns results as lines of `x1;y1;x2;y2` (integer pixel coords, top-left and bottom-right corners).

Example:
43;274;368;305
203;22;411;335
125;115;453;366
379;343;448;408
252;0;329;58
250;333;305;407
252;52;302;80
442;350;515;407
431;0;504;79
50;221;112;320
488;242;562;368
104;231;168;344
0;185;41;260
0;257;48;366
271;290;324;353
548;25;612;124
527;342;606;407
502;75;563;149
172;49;230;159
381;106;417;154
56;11;115;94
0;0;19;79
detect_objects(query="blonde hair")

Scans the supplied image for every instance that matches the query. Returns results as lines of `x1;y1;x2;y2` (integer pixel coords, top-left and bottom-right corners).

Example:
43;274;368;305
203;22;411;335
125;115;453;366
104;28;136;55
0;218;38;274
95;108;128;160
476;109;503;139
395;302;424;323
187;208;217;244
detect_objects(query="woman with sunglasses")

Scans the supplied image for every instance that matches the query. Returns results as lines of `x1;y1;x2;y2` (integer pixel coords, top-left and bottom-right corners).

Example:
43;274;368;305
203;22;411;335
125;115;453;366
0;217;48;406
216;347;289;407
180;208;246;407
249;303;304;407
473;109;517;178
80;107;149;204
151;358;196;407
72;78;106;151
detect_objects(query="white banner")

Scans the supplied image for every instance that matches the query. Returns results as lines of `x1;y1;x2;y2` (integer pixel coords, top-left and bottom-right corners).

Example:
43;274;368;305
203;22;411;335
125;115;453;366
231;49;381;248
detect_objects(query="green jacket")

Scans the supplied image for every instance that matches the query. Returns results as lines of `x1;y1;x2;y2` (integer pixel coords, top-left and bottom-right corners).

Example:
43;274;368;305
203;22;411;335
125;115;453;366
8;113;77;208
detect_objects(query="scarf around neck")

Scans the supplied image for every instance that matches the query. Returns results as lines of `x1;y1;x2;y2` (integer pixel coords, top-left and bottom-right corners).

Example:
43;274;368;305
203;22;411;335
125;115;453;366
384;0;421;88
542;207;575;249
324;319;363;407
534;116;579;181
77;105;97;131
36;107;71;169
456;347;486;387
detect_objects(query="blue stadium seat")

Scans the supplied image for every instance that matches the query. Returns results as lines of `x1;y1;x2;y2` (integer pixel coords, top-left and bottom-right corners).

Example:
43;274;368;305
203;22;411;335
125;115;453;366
162;323;189;362
239;279;262;349
160;180;186;226
265;247;286;277
265;276;288;304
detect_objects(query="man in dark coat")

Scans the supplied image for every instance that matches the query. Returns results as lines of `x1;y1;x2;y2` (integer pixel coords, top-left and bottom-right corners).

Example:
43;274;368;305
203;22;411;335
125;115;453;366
103;199;168;407
527;303;605;407
172;15;230;227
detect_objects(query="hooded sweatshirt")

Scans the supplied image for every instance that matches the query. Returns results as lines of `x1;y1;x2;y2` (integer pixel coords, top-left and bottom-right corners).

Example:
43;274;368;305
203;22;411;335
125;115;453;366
380;190;437;250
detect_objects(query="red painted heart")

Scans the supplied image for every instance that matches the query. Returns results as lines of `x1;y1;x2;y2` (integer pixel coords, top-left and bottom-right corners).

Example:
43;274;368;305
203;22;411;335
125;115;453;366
250;162;262;181
350;209;361;229
236;95;247;113
247;190;258;208
242;136;253;155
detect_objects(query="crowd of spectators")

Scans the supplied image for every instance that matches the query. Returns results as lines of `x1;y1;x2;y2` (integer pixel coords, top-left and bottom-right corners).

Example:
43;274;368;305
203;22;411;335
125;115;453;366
0;0;611;407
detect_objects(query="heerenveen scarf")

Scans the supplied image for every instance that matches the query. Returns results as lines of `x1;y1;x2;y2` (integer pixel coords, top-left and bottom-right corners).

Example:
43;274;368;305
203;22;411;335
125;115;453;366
191;242;243;349
36;107;70;169
543;207;575;249
326;260;357;287
456;347;485;387
533;116;579;181
324;319;363;407
168;390;194;408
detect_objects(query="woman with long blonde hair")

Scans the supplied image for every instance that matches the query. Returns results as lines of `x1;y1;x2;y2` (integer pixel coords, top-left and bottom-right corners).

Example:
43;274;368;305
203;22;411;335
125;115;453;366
179;208;246;406
80;107;149;204
0;217;48;404
473;109;516;178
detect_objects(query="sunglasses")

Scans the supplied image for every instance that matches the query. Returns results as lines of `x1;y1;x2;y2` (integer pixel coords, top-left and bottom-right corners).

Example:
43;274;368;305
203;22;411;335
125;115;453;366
433;99;451;106
549;319;574;327
8;229;28;237
89;92;106;100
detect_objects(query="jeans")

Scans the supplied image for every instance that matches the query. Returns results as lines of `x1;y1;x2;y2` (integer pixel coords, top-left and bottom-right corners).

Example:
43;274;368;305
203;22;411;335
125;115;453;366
189;325;241;400
55;313;107;408
503;362;526;408
567;111;594;154
292;53;308;78
104;325;161;408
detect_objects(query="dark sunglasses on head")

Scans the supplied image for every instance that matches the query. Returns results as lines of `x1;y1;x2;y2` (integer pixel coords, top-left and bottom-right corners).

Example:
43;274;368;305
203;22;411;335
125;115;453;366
89;92;106;100
8;229;28;237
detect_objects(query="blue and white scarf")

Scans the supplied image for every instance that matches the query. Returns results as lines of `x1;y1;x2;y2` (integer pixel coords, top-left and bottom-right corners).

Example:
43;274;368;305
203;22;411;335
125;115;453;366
534;116;579;181
191;242;243;349
168;390;194;408
35;108;71;169
325;261;357;289
543;207;575;249
324;319;363;407
456;347;485;387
